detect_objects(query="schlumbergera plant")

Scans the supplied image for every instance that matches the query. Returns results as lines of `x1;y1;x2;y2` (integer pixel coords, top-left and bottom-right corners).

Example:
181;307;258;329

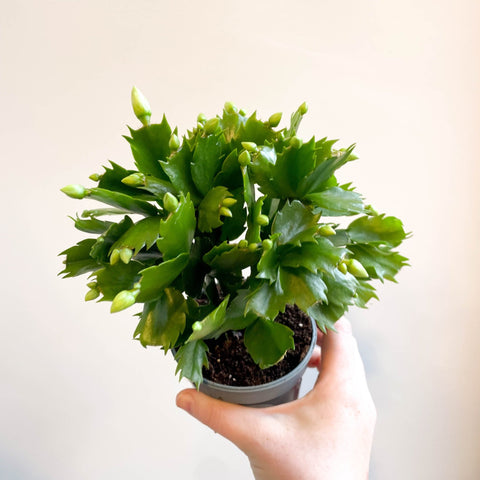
60;87;408;386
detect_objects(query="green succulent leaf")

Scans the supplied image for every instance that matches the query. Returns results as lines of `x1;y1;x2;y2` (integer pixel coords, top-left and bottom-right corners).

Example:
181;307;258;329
299;145;355;196
198;186;231;233
98;162;153;200
347;214;407;247
94;261;143;301
157;193;195;260
191;134;226;196
244;317;294;368
280;237;346;275
175;340;209;387
187;296;230;342
237;111;277;145
354;280;379;308
306;186;365;216
272;200;320;246
212;290;258;337
134;288;187;349
272;138;316;197
90;216;134;263
88;188;159;217
137;253;190;303
124;117;172;179
245;280;287;320
307;302;340;333
110;216;161;256
70;215;113;234
59;239;98;278
279;267;328;310
161;145;201;204
206;242;261;271
347;243;409;282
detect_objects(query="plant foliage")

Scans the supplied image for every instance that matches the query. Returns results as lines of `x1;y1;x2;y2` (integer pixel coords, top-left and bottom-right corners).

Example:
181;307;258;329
60;89;409;387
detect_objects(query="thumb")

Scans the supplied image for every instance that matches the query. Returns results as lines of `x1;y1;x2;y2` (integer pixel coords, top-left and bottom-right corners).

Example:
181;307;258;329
176;389;261;450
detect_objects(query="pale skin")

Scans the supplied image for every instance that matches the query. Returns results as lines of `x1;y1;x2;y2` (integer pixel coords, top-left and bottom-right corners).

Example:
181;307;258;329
176;318;376;480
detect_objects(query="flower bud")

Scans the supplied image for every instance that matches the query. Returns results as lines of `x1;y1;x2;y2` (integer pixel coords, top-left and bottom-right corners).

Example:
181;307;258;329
289;136;303;149
262;239;273;250
169;133;180;150
224;101;238;114
85;288;100;302
299;102;308;115
192;321;202;332
268;112;282;127
238;150;251;166
131;86;151;126
110;248;120;265
346;259;369;278
256;214;269;226
219;206;232;218
239;109;246;116
61;184;87;199
338;262;348;274
222;197;237;207
197;113;207;124
319;225;336;236
122;172;145;187
163;192;179;212
248;243;258;252
89;173;101;182
238;239;249;249
87;281;98;289
119;247;133;264
205;117;219;134
110;288;139;313
241;142;257;152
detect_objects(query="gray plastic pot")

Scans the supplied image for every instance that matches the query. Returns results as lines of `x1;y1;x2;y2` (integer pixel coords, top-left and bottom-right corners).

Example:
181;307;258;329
196;316;317;408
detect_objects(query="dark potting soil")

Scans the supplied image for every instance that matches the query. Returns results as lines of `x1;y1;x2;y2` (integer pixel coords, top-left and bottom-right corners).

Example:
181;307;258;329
203;304;314;387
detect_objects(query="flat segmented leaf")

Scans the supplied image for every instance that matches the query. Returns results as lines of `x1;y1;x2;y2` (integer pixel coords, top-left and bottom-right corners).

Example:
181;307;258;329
134;288;187;349
110;216;161;255
157;193;195;260
244;318;294;368
175;340;209;387
59;239;98;278
137;253;190;303
161;145;201;204
272;200;320;246
88;188;159;216
191;135;226;196
93;261;143;301
306;186;365;216
186;296;230;342
347;214;407;247
124;117;172;179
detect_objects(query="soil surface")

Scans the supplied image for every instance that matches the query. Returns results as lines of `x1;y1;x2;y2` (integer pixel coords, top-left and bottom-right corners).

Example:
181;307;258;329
203;304;314;386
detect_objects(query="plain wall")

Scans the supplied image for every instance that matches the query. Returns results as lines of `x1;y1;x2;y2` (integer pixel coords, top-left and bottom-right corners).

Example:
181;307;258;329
1;1;479;479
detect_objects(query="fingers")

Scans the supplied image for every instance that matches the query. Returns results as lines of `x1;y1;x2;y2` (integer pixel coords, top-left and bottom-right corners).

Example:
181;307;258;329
315;318;367;388
176;388;262;451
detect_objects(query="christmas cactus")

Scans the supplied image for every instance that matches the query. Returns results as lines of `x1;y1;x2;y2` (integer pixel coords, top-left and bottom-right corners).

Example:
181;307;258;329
60;87;408;386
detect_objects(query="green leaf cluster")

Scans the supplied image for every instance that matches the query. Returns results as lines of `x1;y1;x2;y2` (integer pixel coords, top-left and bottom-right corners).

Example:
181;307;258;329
60;95;409;387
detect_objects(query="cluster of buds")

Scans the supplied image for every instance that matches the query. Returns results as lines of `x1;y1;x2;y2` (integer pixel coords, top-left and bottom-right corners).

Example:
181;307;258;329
219;196;237;218
85;282;100;301
110;247;133;265
338;258;369;278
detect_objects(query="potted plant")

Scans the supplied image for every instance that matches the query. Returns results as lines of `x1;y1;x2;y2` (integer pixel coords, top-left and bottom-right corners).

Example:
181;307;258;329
59;87;408;407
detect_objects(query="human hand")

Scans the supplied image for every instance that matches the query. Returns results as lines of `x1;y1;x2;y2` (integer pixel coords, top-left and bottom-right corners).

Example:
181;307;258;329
176;318;376;480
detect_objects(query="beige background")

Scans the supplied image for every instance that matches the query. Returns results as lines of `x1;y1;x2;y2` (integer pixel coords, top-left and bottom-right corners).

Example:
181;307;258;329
1;0;479;478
